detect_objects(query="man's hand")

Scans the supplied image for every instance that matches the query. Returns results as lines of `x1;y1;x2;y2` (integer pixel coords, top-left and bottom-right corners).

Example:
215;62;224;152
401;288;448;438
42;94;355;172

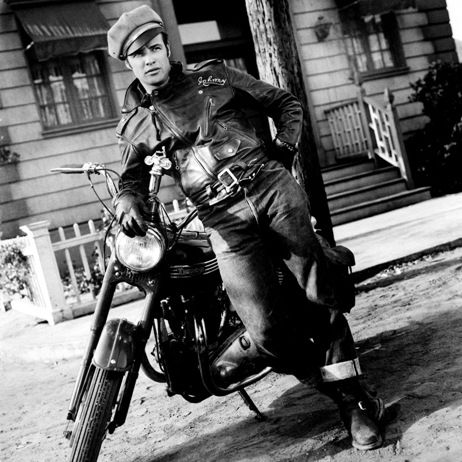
272;137;298;170
115;195;149;237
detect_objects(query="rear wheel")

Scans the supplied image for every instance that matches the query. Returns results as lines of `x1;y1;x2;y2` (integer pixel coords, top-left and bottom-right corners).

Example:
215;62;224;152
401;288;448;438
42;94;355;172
69;367;123;462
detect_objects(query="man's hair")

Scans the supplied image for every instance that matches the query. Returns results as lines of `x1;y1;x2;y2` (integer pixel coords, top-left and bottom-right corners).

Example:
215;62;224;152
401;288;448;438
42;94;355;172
160;32;169;47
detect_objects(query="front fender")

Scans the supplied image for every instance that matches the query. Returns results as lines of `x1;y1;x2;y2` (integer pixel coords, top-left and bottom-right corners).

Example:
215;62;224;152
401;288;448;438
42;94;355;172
92;319;137;372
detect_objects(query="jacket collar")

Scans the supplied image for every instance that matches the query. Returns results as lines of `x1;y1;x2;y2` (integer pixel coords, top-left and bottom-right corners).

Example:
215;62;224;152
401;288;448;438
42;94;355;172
122;61;184;113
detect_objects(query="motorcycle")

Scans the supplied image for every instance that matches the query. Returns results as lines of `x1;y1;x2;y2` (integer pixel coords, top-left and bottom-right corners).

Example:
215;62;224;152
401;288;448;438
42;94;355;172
53;146;273;462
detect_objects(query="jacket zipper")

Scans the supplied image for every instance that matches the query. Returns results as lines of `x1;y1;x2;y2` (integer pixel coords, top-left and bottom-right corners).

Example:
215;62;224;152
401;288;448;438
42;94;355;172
151;102;217;181
203;96;213;139
192;96;217;179
151;105;189;144
194;97;218;179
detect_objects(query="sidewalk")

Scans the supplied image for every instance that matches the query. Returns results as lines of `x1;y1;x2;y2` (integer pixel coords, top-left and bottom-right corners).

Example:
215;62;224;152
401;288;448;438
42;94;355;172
1;192;462;363
335;192;462;279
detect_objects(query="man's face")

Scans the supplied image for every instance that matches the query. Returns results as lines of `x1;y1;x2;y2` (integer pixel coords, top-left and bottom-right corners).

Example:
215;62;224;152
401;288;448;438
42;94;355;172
126;34;171;93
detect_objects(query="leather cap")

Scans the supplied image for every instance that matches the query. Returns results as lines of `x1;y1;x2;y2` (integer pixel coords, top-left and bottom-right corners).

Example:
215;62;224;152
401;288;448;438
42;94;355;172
107;5;164;60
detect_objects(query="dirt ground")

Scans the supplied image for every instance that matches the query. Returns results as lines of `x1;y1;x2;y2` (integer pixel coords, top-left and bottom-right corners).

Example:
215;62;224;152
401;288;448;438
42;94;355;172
1;246;462;462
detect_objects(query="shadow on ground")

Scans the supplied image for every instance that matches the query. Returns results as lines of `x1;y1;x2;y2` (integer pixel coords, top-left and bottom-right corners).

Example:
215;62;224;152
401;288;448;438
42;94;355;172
139;305;462;462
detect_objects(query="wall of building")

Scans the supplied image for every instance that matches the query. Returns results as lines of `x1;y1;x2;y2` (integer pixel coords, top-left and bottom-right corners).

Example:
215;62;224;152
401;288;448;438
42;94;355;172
291;0;457;167
1;0;457;237
0;0;181;239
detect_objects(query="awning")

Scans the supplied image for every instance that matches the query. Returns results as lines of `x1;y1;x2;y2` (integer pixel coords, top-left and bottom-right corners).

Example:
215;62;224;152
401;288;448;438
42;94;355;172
10;1;109;61
335;0;416;16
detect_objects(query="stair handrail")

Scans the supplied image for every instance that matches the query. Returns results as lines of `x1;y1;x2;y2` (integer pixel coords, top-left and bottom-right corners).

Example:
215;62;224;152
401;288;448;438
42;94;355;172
363;88;414;188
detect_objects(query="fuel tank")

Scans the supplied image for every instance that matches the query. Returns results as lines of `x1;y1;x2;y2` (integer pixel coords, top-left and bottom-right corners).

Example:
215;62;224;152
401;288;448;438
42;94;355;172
166;229;219;281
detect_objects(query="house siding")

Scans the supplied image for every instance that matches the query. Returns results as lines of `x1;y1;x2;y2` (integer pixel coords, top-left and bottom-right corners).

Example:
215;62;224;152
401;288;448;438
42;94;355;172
0;0;180;239
0;0;457;237
291;0;458;167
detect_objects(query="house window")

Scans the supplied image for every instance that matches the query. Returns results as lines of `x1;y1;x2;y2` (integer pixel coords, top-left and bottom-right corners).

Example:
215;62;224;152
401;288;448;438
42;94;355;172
341;11;406;77
8;0;116;132
30;52;116;129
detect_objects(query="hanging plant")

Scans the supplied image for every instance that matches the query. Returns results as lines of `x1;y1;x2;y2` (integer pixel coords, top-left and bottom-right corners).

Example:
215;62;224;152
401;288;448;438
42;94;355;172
0;146;20;165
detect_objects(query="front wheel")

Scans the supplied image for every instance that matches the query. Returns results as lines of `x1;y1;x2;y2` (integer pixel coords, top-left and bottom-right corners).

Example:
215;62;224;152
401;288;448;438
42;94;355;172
70;367;123;462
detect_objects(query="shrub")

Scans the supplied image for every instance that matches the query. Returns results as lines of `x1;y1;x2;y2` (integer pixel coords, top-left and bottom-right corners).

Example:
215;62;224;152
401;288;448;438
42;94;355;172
406;61;462;195
410;60;462;132
0;240;31;302
61;244;105;301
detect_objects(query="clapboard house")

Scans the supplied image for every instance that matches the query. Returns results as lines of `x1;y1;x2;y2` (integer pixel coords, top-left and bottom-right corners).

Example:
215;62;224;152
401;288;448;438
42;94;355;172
0;0;458;238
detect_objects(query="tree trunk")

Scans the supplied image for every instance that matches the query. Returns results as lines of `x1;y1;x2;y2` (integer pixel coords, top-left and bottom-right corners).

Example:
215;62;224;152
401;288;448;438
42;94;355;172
245;0;335;244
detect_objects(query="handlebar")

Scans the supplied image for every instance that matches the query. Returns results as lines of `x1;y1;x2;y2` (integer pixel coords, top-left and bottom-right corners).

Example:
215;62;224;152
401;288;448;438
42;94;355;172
50;163;106;174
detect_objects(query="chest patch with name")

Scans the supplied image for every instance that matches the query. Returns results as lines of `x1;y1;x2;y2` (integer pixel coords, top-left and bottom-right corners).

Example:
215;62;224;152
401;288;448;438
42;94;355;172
198;75;227;87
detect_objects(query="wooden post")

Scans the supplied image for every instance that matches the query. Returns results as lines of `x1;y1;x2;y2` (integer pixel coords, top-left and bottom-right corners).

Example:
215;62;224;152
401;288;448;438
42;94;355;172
384;89;415;188
245;0;335;244
19;221;72;324
357;85;376;163
152;0;186;63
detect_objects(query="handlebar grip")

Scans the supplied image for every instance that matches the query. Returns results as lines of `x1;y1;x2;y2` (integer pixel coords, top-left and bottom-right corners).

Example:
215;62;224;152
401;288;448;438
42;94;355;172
50;164;86;174
50;163;104;174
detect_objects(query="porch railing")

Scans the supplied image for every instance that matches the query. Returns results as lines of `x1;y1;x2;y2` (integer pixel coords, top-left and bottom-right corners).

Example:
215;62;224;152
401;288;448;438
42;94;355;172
325;87;414;188
325;98;373;160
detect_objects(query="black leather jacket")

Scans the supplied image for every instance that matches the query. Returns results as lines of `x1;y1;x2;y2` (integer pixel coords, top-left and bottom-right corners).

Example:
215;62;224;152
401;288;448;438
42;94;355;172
115;60;303;205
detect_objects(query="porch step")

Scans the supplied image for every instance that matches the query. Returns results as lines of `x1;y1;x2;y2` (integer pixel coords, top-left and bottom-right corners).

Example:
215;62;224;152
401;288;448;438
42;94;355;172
330;187;432;226
322;159;375;182
328;178;407;211
324;166;400;196
321;160;432;225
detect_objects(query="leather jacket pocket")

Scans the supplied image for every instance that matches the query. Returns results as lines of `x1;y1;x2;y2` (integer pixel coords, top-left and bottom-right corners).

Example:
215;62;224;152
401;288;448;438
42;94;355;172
212;139;241;160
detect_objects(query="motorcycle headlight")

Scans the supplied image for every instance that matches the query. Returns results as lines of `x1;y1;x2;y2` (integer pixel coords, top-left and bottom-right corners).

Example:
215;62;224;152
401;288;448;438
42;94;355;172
115;227;166;272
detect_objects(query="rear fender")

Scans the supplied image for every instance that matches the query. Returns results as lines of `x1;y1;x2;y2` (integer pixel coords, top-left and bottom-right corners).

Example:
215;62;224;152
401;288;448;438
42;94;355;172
92;319;137;372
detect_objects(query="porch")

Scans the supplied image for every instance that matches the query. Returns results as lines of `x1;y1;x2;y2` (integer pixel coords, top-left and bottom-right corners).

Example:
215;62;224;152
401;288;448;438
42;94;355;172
322;87;431;225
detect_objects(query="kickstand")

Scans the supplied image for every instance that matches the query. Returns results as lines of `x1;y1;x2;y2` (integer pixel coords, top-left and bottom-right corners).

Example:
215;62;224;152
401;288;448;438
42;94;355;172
239;389;266;421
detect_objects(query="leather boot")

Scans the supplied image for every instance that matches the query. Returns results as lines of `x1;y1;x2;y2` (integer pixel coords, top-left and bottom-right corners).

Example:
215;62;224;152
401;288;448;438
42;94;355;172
339;393;384;450
319;378;384;450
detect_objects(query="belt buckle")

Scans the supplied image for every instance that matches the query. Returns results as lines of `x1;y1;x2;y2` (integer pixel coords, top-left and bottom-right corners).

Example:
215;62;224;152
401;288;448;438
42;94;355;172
217;167;240;193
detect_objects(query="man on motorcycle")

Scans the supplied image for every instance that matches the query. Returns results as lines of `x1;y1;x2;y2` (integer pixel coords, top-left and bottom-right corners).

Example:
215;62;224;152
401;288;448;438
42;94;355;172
107;5;385;450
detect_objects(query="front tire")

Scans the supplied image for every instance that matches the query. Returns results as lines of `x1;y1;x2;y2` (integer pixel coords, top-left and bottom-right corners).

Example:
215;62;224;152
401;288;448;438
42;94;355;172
70;367;123;462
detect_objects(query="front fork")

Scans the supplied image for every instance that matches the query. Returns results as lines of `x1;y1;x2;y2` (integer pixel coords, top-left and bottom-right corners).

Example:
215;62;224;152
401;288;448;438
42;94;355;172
66;255;160;424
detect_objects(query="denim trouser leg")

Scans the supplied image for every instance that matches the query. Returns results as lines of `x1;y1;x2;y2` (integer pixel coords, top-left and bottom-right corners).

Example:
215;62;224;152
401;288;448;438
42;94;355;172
198;161;361;382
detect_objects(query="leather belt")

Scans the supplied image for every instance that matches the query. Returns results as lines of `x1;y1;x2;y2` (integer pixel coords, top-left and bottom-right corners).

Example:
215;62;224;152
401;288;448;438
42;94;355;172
192;161;266;206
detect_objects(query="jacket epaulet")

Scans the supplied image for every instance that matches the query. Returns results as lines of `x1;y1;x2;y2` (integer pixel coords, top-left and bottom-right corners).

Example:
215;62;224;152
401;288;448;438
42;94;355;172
116;109;137;137
188;59;223;72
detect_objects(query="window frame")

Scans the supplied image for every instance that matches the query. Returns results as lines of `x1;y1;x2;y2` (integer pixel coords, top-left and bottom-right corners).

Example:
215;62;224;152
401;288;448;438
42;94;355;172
27;50;119;137
340;10;408;81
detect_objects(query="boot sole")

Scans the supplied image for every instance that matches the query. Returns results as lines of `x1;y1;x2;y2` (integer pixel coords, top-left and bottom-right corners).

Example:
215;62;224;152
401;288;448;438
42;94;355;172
352;433;383;451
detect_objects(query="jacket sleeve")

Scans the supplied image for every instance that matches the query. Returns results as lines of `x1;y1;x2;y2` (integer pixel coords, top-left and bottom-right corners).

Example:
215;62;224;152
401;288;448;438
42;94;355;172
224;64;303;147
113;135;150;206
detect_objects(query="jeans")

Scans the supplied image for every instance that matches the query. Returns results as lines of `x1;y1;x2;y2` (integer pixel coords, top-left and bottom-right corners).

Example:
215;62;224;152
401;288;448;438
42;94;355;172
198;160;360;383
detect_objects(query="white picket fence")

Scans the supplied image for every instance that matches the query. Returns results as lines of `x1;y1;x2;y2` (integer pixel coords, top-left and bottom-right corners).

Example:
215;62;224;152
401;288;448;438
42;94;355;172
0;199;198;324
